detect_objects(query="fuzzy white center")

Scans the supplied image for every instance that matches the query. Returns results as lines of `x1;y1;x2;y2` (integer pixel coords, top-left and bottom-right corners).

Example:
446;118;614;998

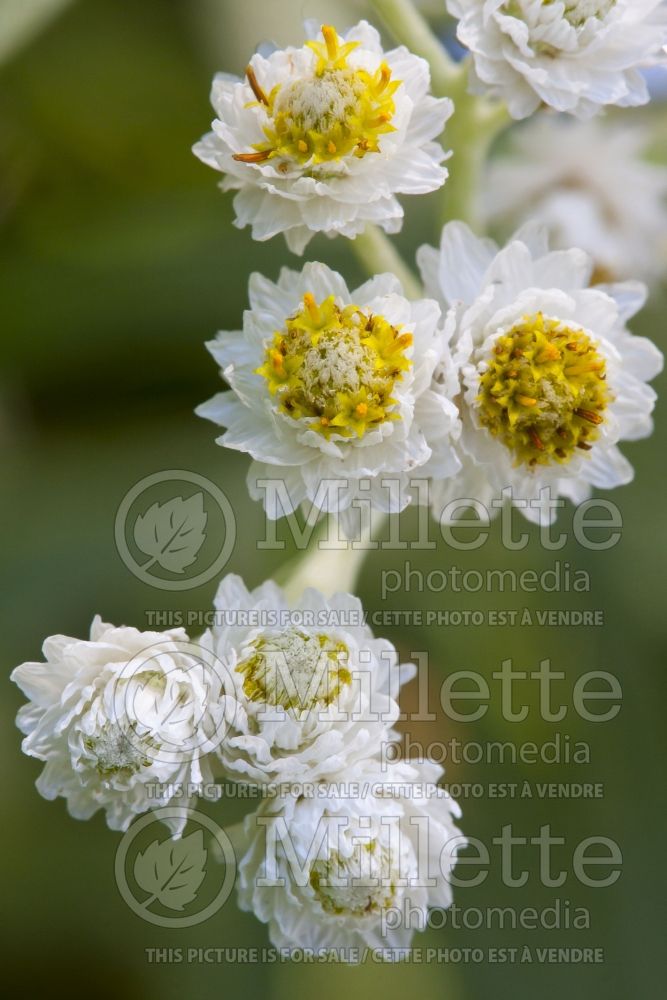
237;629;350;710
85;724;151;776
301;327;375;407
310;839;399;917
274;70;364;134
563;0;615;23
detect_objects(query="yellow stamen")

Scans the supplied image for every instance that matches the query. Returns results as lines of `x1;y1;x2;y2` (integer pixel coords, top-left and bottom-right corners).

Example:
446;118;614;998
565;361;605;375
575;408;604;425
537;345;560;363
233;150;272;163
377;63;392;92
303;293;319;324
529;429;544;451
322;24;339;62
246;65;268;106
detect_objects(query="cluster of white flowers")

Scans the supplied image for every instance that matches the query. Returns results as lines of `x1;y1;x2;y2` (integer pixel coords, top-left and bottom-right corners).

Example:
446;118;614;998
193;17;663;527
446;0;667;119
199;225;661;525
12;576;463;954
481;115;667;285
13;5;665;960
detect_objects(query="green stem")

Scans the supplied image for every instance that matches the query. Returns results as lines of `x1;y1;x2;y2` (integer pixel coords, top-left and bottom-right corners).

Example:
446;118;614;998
275;514;387;602
352;225;422;299
369;0;460;96
442;86;511;229
369;0;511;229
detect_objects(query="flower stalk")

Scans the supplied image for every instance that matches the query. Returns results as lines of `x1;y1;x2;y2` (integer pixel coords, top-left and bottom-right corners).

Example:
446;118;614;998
352;225;422;297
370;0;510;228
276;514;385;602
369;0;460;95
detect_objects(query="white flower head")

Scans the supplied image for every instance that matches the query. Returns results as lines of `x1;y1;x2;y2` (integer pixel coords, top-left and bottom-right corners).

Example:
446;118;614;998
418;222;663;521
193;20;453;254
11;620;229;835
201;575;415;784
447;0;667;119
196;262;462;526
483;115;667;285
234;758;464;956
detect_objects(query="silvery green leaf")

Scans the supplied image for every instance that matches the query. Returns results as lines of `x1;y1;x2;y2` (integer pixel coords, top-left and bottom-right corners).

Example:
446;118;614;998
133;830;207;911
134;494;207;573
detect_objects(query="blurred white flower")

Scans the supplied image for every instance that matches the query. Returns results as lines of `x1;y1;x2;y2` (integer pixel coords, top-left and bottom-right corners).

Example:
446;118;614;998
446;0;667;119
234;758;463;956
196;262;461;525
193;20;452;254
201;574;415;784
483;116;667;285
418;222;663;521
11;620;225;835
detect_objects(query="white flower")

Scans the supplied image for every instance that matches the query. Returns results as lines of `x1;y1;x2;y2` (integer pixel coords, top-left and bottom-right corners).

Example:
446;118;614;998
196;262;461;526
483;115;667;284
418;221;663;521
234;759;463;956
193;20;453;254
201;574;415;785
11;619;225;835
447;0;667;119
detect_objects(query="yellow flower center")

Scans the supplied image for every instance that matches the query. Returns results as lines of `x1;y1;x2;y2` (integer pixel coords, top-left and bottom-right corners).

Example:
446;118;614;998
257;293;413;440
476;312;611;467
236;630;351;711
310;839;398;917
233;25;400;168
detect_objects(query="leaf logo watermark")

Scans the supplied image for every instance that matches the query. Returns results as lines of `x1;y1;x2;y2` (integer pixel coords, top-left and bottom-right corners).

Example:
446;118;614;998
134;830;207;911
134;495;207;574
115;808;237;927
115;470;236;590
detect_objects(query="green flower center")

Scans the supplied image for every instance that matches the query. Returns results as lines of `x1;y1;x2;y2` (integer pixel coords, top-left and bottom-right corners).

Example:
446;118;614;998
236;630;351;711
257;293;413;440
503;1;616;27
476;312;611;467
85;725;153;777
310;839;398;917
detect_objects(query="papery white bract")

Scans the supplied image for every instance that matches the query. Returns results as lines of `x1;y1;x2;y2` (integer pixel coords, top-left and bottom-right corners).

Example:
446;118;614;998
196;262;461;526
483;115;667;285
201;574;414;784
446;0;667;119
234;759;463;956
193;20;453;254
11;620;225;835
418;222;663;522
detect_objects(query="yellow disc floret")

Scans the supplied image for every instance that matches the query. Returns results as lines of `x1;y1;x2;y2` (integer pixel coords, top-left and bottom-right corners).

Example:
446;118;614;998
236;630;351;712
233;25;400;168
477;312;611;467
257;293;413;440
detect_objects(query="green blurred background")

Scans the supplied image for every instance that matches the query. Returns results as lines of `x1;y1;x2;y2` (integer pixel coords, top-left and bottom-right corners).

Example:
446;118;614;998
1;1;666;997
